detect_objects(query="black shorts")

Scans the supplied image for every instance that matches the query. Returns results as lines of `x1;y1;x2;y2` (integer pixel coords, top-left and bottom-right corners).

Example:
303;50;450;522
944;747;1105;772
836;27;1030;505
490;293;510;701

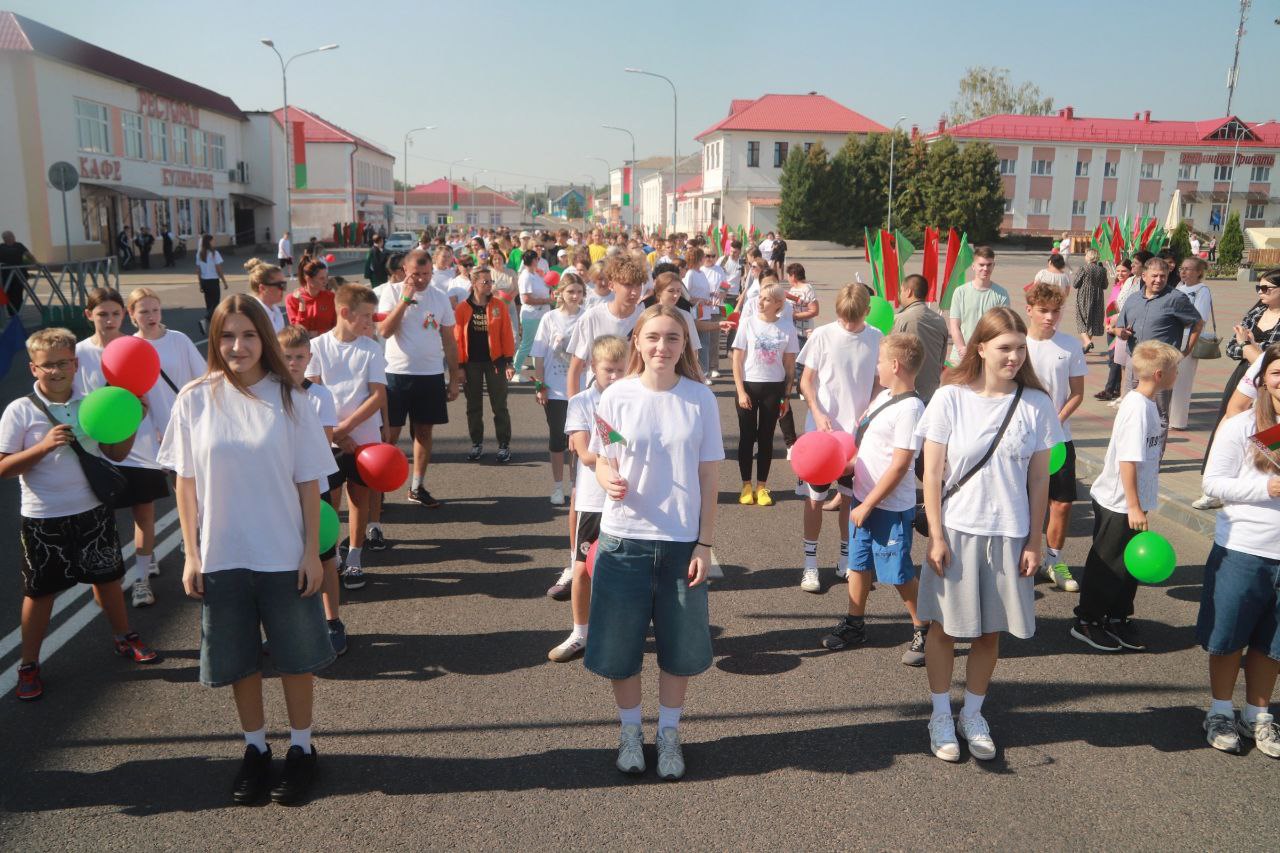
805;473;854;500
386;373;449;428
115;466;170;508
1048;440;1078;504
328;448;367;493
20;504;127;597
544;398;569;452
574;511;602;562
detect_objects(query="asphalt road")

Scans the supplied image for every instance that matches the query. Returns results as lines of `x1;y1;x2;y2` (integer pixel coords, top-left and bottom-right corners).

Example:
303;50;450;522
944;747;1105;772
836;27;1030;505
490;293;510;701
0;254;1275;850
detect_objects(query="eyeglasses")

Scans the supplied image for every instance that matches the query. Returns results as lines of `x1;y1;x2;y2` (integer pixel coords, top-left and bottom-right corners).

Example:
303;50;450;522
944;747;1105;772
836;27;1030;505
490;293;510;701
1257;284;1278;295
33;359;75;373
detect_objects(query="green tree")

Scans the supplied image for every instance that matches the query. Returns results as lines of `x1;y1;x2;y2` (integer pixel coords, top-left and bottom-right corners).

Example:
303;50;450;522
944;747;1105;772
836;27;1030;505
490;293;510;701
566;195;583;219
830;132;892;245
779;143;830;238
1169;221;1193;262
1218;211;1244;269
889;136;930;241
948;66;1054;124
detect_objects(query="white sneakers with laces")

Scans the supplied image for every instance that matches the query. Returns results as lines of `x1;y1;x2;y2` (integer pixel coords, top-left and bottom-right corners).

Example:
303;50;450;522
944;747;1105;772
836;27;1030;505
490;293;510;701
616;723;645;774
929;713;960;762
656;727;685;780
800;568;821;593
957;713;997;760
1237;712;1280;758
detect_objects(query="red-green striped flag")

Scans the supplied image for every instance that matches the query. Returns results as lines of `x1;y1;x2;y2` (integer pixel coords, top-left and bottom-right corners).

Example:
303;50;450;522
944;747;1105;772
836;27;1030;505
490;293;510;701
922;227;940;302
621;167;632;207
938;232;972;312
880;229;899;302
865;227;884;297
1250;422;1280;469
895;231;915;300
292;121;308;189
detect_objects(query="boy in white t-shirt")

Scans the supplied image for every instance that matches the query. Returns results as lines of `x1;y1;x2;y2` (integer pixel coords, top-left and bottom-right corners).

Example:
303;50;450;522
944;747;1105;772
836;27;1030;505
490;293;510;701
796;283;883;593
1024;283;1087;592
1072;341;1181;653
821;334;929;665
547;335;629;662
0;328;158;701
279;324;348;656
565;253;648;394
306;284;388;591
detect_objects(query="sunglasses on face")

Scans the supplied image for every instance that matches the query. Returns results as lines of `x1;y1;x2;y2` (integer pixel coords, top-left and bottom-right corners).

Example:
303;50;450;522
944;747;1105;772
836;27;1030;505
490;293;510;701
1257;284;1278;294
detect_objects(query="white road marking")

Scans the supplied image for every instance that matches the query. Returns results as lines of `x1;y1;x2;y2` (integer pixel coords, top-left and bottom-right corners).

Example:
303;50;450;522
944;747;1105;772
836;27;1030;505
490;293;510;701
709;547;724;579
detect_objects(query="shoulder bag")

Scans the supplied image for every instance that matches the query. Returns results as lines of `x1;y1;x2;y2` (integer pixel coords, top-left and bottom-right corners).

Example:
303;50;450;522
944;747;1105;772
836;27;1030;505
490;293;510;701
1191;296;1222;360
26;393;130;508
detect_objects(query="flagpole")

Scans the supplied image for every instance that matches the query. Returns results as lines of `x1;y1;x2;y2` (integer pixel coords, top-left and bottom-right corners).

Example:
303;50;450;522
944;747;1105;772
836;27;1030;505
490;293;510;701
886;115;907;232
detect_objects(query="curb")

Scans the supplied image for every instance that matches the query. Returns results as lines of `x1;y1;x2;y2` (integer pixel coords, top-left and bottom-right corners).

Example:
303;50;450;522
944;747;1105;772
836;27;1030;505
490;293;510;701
1073;447;1216;538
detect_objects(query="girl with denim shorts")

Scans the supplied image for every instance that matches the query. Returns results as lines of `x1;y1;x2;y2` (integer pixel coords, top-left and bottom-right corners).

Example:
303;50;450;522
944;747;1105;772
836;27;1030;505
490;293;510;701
160;294;337;806
1198;343;1280;758
589;305;724;781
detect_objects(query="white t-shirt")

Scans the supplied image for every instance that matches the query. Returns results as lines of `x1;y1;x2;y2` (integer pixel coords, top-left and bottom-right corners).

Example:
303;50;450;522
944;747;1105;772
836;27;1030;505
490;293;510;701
73;338;161;470
136;329;205;438
565;385;607;512
787;282;818;333
1176;282;1214;347
195;251;223;279
797;322;882;432
1033;269;1072;295
278;237;291;259
0;385;103;518
306;332;387;446
591;375;725;542
683;269;712;319
532;308;583;400
446;275;472;305
304;382;338;430
916;383;1064;538
584;290;614;310
853;390;926;512
701;264;727;296
1190;237;1202;255
377;281;455;376
255;296;286;333
733;313;799;383
1026;332;1088;441
1203;410;1280;560
158;375;337;573
1089;391;1162;515
1238;357;1263;400
568;302;644;363
518;269;551;318
677;307;702;351
759;238;775;260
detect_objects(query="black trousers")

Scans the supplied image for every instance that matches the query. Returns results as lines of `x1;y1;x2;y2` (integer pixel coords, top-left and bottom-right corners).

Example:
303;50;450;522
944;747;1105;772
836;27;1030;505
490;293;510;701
1075;501;1138;623
736;380;786;482
199;278;221;320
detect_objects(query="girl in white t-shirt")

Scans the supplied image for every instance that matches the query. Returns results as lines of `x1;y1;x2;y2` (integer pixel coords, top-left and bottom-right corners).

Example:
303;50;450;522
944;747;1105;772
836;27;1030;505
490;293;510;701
245;257;288;333
731;283;799;507
1198;343;1280;755
514;252;552;379
533;273;586;504
916;307;1061;763
194;234;227;323
159;294;337;806
587;305;724;781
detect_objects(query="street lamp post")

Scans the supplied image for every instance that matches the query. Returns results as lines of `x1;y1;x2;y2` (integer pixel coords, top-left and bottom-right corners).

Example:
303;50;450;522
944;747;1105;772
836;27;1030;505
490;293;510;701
472;169;488;230
448;157;472;228
587;156;611;225
401;126;436;229
602;124;636;228
625;68;678;233
260;39;339;242
886;115;907;232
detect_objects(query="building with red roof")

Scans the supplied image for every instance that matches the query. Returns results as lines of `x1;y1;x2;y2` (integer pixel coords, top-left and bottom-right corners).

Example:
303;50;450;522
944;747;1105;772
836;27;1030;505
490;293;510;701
929;108;1279;237
398;178;519;229
689;93;887;234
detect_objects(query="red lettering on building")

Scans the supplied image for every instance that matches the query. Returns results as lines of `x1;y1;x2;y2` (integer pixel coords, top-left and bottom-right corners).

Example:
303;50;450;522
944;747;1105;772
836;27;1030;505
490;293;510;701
1180;152;1275;167
136;89;200;129
161;168;214;190
79;157;122;181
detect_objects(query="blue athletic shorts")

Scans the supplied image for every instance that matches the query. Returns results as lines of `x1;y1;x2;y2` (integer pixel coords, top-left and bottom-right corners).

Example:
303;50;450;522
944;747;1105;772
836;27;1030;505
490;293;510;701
848;503;918;585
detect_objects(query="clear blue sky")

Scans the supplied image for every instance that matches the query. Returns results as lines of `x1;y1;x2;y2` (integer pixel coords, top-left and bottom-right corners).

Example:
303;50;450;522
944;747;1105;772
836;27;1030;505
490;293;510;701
9;0;1278;191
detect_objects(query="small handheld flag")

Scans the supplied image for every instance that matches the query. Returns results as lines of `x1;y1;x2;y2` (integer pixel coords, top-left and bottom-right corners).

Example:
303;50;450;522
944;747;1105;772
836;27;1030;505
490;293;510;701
1249;422;1280;470
595;413;627;448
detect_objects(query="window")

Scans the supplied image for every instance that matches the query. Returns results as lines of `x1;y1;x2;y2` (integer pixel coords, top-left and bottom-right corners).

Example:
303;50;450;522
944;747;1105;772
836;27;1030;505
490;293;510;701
747;141;760;168
1139;162;1160;179
122;112;144;159
1213;164;1233;182
75;99;111;153
149;118;168;162
1177;163;1198;180
489;212;502;225
198;199;211;234
1250;165;1271;183
1245;203;1266;220
773;141;789;167
1104;161;1119;178
175;198;192;235
998;158;1017;175
1030;198;1049;214
803;142;813;154
129;198;148;230
1002;199;1014;214
214;199;226;234
1099;200;1114;216
1180;202;1194;220
435;213;449;225
191;129;207;168
1139;202;1157;217
172;125;189;165
1071;199;1088;215
1075;160;1090;177
150;199;170;231
466;212;478;225
208;133;225;170
1030;159;1053;176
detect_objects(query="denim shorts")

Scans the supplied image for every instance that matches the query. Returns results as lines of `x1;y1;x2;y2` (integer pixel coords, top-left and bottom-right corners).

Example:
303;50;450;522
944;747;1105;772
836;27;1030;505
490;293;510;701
1196;543;1280;660
200;569;336;687
849;503;918;585
583;534;712;680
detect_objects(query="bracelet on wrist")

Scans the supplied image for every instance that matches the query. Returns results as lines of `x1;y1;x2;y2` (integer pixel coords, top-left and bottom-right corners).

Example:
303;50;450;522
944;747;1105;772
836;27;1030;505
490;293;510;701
401;295;417;304
696;541;712;548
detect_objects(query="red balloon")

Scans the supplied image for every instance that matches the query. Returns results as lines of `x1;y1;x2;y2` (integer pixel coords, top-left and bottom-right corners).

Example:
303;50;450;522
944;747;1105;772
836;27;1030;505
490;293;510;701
324;253;336;263
585;539;600;578
545;271;560;288
102;336;160;396
355;443;408;492
832;431;858;467
790;431;845;484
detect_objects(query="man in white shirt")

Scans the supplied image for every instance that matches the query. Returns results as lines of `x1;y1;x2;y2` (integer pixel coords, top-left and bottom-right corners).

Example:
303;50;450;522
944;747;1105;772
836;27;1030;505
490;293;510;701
277;231;293;275
718;240;743;302
759;233;776;263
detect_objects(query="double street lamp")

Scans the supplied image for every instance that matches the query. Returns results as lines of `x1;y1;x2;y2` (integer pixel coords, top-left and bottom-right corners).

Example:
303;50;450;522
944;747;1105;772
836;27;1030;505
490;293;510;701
402;126;437;229
602;125;636;227
625;68;678;232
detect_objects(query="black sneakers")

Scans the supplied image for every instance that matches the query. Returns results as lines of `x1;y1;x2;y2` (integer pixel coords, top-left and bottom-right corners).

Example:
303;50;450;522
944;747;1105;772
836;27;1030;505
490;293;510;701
232;744;272;805
365;527;388;551
1070;620;1122;652
406;486;441;508
821;617;866;651
496;445;512;464
270;745;318;806
1107;618;1146;651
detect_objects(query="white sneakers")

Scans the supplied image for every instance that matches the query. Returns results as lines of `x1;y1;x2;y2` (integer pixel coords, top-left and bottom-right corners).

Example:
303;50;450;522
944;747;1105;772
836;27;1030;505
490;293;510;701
929;713;997;761
1240;712;1280;758
131;578;155;608
550;486;565;506
547;634;586;663
1204;712;1241;753
957;713;997;760
929;713;961;762
656;727;685;780
800;568;821;593
616;723;645;774
613;725;686;779
1192;494;1223;510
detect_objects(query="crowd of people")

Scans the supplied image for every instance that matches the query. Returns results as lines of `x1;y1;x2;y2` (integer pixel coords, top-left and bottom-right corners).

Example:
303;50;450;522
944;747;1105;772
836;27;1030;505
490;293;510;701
0;222;1277;803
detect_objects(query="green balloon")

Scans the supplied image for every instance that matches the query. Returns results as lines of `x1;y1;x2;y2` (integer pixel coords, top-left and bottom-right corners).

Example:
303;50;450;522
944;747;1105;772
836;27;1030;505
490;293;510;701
867;296;894;335
78;386;142;444
1124;531;1177;584
1048;441;1067;475
319;501;341;553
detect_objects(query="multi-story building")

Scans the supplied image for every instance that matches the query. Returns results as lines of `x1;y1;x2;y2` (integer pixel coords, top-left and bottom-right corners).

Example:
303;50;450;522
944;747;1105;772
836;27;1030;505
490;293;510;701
607;155;677;230
692;93;887;233
638;154;701;233
398;179;519;229
933;108;1280;236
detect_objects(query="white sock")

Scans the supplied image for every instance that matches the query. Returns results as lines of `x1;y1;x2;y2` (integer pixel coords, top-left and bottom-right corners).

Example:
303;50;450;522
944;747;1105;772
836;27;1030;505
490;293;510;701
244;727;268;752
570;623;588;642
1243;702;1269;724
290;726;313;753
1045;546;1061;564
1209;698;1236;718
366;522;381;537
930;692;952;718
346;546;363;568
657;703;683;731
961;689;986;720
411;474;423;490
134;554;152;579
803;539;818;571
618;704;642;728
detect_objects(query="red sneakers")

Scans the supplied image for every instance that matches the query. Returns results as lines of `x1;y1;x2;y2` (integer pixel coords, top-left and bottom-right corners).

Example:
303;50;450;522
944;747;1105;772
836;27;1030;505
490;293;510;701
16;663;43;701
113;632;159;663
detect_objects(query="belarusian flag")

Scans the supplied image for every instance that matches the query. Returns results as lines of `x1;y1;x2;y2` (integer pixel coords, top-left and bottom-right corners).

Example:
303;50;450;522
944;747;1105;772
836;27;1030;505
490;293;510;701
1110;223;1124;262
938;231;972;312
895;230;915;300
880;229;899;302
864;227;883;297
292;121;308;189
922;227;939;302
1139;218;1157;250
450;183;459;211
621;167;632;207
1249;422;1280;468
595;414;627;460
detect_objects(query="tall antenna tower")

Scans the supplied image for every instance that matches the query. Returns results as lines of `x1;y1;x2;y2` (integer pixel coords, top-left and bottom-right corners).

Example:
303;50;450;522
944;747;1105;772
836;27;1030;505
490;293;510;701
1225;0;1251;115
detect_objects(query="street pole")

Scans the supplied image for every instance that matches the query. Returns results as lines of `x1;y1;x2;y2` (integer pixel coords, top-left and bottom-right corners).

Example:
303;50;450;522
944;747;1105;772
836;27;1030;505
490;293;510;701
587;156;610;226
886;115;907;232
401;126;435;230
602;125;636;229
448;157;471;228
626;69;677;234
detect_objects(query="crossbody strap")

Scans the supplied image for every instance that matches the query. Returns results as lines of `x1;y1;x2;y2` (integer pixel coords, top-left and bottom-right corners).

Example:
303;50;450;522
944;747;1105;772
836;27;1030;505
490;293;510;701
942;384;1023;502
26;393;94;463
159;368;179;393
854;391;922;445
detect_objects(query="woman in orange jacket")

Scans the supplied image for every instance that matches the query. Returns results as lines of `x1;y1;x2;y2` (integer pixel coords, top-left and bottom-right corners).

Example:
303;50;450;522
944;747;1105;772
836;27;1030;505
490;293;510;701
454;265;518;463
